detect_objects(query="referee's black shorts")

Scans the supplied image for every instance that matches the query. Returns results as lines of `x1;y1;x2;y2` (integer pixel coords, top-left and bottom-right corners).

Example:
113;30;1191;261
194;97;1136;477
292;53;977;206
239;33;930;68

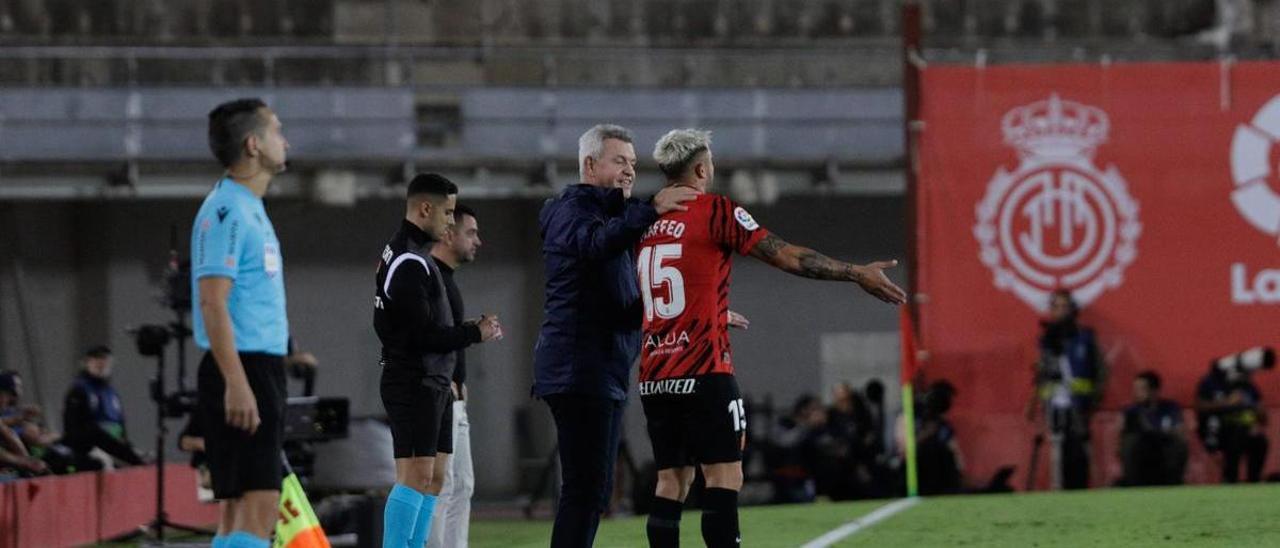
196;351;287;500
380;361;454;458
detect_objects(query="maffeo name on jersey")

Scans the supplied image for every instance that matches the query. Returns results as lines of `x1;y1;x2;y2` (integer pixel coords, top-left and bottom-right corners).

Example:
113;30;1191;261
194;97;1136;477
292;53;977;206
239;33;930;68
643;219;686;241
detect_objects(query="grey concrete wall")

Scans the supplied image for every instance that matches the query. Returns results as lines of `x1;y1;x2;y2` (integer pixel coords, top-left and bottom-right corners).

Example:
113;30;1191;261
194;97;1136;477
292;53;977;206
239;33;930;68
0;192;905;498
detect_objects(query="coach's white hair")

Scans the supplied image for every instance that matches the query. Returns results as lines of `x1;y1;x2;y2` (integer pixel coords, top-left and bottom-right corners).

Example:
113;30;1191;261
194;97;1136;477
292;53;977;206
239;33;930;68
578;124;634;181
653;128;712;180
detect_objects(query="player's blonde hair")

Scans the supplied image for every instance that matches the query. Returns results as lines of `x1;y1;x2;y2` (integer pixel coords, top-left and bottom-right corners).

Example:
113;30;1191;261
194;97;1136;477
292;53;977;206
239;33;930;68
653;128;712;180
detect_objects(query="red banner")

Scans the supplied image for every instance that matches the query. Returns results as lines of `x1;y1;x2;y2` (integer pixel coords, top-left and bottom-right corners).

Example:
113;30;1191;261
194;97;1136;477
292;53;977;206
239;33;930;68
917;60;1280;488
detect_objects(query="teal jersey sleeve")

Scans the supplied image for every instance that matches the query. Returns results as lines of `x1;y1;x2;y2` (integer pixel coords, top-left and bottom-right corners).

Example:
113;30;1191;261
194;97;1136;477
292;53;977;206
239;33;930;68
193;197;249;280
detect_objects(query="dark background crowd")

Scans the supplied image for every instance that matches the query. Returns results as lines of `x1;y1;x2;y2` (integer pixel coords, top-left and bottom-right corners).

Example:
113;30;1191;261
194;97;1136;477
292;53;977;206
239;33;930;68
0;346;145;480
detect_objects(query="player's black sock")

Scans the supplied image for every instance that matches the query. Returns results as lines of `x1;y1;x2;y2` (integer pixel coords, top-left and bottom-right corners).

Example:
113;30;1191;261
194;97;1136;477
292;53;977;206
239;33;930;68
646;496;683;547
700;488;740;548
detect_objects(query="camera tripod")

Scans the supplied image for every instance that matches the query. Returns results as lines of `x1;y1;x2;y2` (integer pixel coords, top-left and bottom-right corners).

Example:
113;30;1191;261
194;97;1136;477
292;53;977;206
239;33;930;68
115;324;213;543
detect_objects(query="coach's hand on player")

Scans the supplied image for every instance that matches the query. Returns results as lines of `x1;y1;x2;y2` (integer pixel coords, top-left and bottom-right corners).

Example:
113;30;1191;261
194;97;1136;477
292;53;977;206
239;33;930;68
476;314;503;342
225;379;261;434
727;310;751;330
854;260;908;305
653;185;700;215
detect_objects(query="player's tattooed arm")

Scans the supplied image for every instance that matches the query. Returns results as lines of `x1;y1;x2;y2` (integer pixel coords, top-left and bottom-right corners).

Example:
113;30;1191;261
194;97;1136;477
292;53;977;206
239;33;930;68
748;234;858;281
750;233;787;261
748;233;907;304
798;249;864;281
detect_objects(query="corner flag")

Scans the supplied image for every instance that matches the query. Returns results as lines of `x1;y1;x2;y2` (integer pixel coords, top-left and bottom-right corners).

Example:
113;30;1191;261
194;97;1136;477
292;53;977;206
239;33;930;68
900;306;920;497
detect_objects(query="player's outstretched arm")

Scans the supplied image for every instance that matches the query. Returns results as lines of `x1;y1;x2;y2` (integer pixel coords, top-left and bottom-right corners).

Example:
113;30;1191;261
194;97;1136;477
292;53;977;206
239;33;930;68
748;233;907;304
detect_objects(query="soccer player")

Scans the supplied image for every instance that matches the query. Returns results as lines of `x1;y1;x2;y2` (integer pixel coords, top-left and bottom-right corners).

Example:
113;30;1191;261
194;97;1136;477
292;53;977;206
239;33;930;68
638;129;906;547
374;174;501;548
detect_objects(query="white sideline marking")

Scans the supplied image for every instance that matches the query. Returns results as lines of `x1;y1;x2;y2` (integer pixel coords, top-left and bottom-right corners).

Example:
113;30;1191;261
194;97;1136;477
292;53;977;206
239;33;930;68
800;497;921;548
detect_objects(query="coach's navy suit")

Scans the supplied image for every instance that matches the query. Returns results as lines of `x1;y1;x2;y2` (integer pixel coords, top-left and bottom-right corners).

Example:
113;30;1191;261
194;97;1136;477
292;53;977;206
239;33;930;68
534;183;657;547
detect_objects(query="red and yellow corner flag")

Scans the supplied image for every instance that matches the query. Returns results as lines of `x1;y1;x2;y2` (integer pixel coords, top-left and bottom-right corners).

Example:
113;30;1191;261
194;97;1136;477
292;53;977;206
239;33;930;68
274;472;331;548
899;306;920;384
899;306;920;497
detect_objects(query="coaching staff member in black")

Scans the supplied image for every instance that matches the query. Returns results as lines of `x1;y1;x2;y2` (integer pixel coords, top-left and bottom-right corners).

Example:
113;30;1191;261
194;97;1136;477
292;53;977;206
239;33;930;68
375;174;502;548
533;124;698;547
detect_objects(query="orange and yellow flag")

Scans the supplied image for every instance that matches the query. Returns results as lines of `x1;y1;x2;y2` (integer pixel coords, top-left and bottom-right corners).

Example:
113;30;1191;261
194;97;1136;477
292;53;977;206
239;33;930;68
274;473;330;548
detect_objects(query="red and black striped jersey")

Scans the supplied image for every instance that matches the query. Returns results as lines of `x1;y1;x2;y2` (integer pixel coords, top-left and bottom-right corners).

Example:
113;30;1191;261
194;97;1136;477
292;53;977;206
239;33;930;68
637;191;769;381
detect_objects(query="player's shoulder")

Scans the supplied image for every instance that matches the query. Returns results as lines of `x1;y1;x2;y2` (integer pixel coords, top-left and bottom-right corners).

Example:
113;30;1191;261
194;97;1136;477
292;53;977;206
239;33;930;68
702;192;735;207
672;192;761;232
719;196;763;232
704;193;758;219
680;192;732;216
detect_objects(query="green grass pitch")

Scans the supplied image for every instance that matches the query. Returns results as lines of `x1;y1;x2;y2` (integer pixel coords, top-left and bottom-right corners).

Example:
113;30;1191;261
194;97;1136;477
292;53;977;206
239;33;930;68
470;484;1280;547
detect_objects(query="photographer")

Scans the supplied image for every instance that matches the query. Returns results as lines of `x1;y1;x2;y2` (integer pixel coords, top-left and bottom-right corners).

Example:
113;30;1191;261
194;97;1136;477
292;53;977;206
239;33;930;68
769;394;832;503
912;380;964;496
1119;371;1186;486
62;346;145;468
1026;289;1104;490
826;382;880;500
1196;361;1268;483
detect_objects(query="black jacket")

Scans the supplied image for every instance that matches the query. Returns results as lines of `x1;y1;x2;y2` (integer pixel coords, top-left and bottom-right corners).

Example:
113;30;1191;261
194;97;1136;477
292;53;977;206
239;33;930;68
374;220;480;388
532;184;658;400
436;260;469;388
62;371;143;465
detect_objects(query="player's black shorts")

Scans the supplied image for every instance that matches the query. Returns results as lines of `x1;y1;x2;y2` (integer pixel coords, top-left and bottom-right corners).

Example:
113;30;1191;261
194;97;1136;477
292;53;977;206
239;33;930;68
380;361;454;458
640;373;745;470
196;351;286;500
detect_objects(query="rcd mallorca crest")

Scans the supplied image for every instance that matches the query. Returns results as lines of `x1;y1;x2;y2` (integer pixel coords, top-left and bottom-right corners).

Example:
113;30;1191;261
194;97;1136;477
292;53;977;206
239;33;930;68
974;94;1142;313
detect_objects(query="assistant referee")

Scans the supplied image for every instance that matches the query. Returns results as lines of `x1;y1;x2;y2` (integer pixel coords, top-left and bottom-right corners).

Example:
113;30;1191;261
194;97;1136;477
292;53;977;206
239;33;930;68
374;174;501;548
192;98;290;548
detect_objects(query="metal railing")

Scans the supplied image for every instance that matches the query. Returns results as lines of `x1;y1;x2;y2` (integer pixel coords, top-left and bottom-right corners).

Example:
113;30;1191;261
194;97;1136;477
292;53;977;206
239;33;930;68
0;43;904;88
0;0;1254;48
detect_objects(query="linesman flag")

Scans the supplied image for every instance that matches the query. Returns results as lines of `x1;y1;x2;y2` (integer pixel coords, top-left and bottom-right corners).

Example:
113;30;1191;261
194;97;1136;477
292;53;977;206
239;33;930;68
274;455;331;548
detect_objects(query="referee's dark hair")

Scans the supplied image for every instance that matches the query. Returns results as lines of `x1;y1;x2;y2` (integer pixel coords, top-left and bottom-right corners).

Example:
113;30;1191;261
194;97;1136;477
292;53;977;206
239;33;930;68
407;173;458;203
208;98;268;168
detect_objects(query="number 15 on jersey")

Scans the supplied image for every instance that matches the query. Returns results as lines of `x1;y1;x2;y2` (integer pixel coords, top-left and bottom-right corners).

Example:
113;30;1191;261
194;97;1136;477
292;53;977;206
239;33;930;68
638;244;686;321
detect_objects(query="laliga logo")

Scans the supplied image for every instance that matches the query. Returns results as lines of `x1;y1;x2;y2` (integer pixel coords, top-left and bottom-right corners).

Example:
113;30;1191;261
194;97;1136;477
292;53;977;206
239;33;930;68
974;95;1142;313
1228;95;1280;304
